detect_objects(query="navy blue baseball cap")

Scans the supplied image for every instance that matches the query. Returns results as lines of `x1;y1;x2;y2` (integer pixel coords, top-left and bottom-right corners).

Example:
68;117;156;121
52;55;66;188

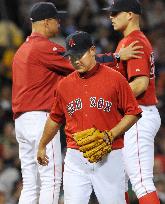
103;0;142;15
30;2;67;22
64;31;94;57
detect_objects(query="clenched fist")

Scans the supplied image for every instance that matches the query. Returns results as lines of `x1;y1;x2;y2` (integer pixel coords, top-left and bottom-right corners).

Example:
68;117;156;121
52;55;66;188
37;146;49;166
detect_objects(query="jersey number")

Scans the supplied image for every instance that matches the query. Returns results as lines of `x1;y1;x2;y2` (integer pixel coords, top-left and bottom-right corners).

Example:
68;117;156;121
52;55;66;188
90;97;112;112
150;52;155;79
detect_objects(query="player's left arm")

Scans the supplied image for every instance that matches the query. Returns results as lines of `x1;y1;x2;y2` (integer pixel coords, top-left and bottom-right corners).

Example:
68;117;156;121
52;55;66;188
129;76;149;97
110;115;139;139
126;41;152;97
111;74;147;137
115;73;142;138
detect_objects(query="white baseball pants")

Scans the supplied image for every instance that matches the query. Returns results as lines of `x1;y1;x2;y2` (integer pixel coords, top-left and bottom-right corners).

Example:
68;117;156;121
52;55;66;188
15;111;62;204
123;105;161;198
63;148;126;204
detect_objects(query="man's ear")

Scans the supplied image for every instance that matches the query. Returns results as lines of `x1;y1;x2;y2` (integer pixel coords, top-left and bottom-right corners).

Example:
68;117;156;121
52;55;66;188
44;19;49;27
128;12;133;20
90;46;96;56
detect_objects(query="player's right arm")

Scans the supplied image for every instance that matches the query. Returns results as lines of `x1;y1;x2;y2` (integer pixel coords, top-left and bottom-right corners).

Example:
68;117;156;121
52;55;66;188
39;42;75;75
37;117;60;166
37;85;65;166
112;72;142;138
96;41;143;66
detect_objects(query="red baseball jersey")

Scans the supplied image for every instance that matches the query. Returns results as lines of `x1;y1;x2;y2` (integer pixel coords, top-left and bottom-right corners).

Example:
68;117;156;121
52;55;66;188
12;33;118;119
50;63;142;150
112;30;157;105
12;33;74;118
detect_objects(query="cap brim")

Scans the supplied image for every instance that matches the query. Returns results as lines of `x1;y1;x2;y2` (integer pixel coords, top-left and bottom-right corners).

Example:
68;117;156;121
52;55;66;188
102;7;120;13
102;7;110;11
63;49;86;57
102;7;142;15
57;11;68;19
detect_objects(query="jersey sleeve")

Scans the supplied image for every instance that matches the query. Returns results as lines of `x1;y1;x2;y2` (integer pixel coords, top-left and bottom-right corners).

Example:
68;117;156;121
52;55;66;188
126;41;150;81
50;88;65;124
96;53;117;66
117;74;142;116
39;44;75;76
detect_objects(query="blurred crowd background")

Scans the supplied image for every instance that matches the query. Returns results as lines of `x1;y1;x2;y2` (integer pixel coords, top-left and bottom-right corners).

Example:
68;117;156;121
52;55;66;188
0;0;165;203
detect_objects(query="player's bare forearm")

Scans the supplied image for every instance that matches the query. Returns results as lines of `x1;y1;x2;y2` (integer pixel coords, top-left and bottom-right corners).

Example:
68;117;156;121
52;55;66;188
129;76;149;97
39;117;60;148
110;115;140;139
37;117;60;166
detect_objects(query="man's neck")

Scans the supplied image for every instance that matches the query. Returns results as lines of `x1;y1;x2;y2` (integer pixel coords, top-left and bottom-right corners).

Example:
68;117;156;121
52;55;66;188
32;28;46;37
123;24;140;37
85;60;97;73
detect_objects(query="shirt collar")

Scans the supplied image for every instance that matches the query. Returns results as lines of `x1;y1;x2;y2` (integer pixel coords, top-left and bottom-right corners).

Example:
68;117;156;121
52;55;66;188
30;32;47;38
77;63;100;79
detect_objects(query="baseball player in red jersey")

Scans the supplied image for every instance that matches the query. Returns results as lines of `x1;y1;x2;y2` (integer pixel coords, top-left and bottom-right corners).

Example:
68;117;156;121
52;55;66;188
104;0;161;203
12;2;144;204
37;31;142;204
12;3;75;204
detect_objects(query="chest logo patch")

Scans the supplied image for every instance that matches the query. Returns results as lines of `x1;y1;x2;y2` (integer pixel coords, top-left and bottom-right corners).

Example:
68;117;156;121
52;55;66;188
66;98;82;116
66;97;113;116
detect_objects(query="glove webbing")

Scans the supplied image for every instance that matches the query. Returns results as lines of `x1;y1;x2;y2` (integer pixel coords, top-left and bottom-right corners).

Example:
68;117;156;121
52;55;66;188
88;145;112;163
79;139;103;152
75;129;101;146
83;142;107;158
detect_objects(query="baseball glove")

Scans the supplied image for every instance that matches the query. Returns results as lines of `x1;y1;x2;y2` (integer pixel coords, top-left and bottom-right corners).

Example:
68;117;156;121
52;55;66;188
73;128;113;163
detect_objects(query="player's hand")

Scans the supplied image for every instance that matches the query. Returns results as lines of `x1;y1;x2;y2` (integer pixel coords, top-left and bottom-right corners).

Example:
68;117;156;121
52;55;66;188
119;41;144;60
37;146;49;166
